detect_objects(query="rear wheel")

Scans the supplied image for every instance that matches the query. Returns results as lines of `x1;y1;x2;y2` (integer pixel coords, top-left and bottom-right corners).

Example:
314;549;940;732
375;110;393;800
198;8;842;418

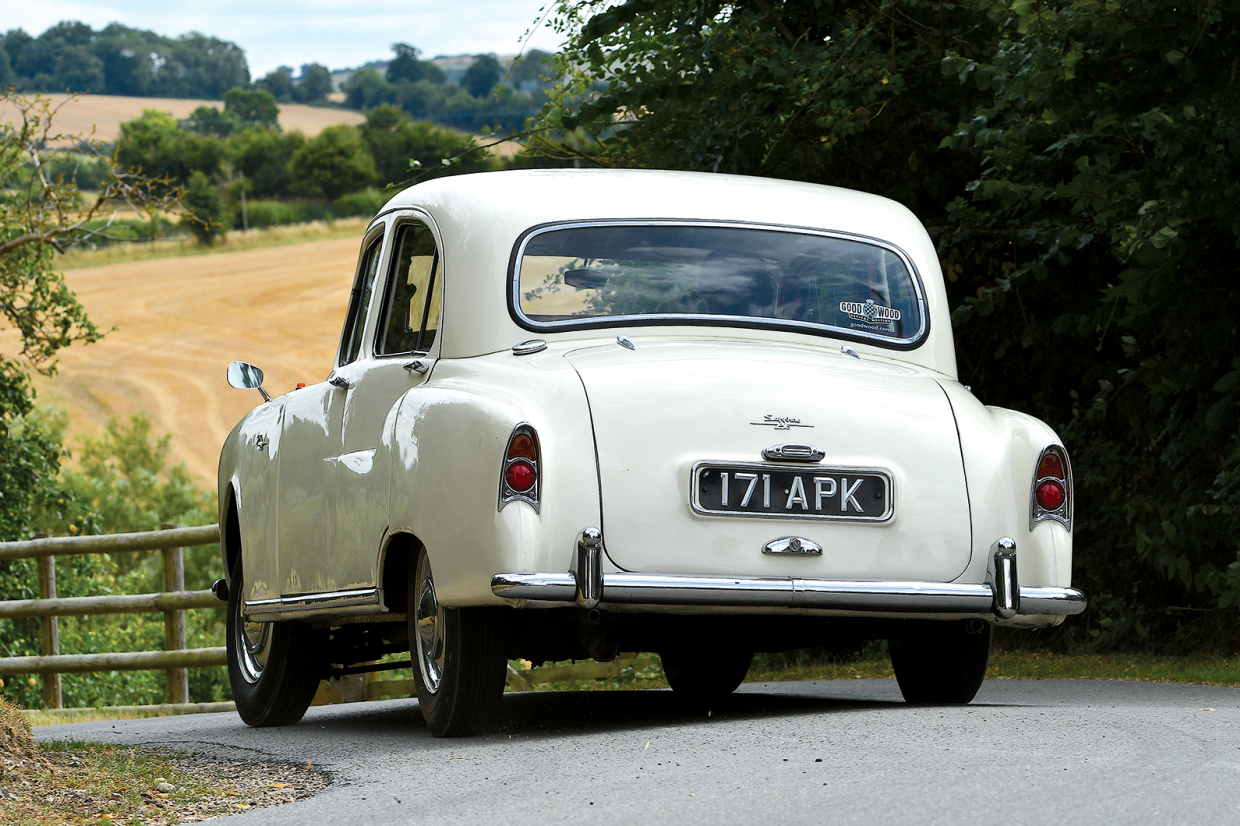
226;557;321;726
661;646;753;702
409;548;506;737
889;619;992;704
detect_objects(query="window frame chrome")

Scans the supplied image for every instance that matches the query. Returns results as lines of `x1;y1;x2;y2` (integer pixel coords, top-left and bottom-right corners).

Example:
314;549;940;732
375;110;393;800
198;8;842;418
507;219;932;351
371;211;446;361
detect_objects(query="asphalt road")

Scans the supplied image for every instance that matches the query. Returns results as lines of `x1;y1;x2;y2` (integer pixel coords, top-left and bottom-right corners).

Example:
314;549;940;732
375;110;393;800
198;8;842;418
36;678;1240;825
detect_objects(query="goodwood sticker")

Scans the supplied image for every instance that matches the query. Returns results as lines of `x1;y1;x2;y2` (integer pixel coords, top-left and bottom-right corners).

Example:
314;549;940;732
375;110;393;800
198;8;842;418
840;298;901;332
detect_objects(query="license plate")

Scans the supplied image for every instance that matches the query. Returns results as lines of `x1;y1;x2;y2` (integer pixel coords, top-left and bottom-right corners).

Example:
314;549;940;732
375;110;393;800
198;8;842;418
691;462;893;522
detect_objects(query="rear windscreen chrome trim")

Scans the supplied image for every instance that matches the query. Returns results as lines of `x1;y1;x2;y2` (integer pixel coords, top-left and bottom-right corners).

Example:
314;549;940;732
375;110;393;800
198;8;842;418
507;219;931;351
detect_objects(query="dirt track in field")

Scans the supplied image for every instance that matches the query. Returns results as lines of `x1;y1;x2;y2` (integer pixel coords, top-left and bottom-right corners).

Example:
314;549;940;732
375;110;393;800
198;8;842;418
29;238;361;486
0;94;364;142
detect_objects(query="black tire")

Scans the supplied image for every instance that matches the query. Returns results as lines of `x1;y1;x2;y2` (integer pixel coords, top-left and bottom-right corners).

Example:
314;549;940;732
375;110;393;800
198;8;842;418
889;619;992;704
409;548;506;737
661;646;753;702
226;556;321;727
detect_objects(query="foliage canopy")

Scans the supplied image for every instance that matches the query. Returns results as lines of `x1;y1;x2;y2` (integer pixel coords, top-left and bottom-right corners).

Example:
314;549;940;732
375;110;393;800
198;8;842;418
536;0;1240;649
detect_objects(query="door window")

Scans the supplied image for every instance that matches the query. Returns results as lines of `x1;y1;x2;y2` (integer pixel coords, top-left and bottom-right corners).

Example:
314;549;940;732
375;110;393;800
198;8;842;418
338;234;384;367
378;222;442;356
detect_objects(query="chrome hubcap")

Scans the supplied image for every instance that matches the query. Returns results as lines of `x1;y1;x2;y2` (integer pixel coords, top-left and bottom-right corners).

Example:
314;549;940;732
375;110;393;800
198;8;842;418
234;591;271;684
415;556;445;694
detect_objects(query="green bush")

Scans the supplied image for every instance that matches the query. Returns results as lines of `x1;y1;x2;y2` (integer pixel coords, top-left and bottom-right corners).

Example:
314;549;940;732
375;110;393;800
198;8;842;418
241;199;310;228
0;412;226;710
331;188;387;219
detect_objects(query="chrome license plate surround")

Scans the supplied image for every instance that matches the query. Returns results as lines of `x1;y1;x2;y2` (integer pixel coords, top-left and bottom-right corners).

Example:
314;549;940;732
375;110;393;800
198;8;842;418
690;461;894;523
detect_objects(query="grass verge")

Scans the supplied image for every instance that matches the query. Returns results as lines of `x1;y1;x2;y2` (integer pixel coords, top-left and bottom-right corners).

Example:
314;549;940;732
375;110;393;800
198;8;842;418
512;649;1240;693
59;217;371;269
2;699;326;825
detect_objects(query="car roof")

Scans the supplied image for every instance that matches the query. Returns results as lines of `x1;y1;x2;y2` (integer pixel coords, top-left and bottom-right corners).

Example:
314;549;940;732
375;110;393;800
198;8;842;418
373;169;955;375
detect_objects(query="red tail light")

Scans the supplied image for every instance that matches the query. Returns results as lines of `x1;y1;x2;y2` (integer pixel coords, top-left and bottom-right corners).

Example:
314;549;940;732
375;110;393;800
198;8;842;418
499;424;541;512
1030;444;1072;530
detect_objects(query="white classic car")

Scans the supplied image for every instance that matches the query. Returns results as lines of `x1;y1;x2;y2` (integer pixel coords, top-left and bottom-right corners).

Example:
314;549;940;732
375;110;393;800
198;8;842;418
217;169;1085;736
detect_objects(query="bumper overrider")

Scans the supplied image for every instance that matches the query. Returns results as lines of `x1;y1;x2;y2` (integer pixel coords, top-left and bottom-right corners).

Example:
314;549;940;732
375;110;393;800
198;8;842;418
490;530;1087;619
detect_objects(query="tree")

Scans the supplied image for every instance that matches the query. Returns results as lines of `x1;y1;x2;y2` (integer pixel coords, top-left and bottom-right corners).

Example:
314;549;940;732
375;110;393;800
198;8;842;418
387;43;425;84
462;54;501;98
509;49;554;91
116;109;226;186
358;104;495;187
298;63;333;103
938;0;1240;636
0;42;16;87
287;124;377;199
0;92;187;541
226;125;305;198
53;45;105;92
257;67;294;102
343;68;391;110
186;104;237;138
182;170;228;245
223;87;279;128
536;0;1240;649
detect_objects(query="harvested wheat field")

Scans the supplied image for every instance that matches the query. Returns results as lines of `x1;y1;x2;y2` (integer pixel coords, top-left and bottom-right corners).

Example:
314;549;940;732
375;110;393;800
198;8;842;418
0;93;364;141
30;237;363;486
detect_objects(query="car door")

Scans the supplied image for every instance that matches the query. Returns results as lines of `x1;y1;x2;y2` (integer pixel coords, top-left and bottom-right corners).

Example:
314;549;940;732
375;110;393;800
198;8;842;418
335;215;444;570
277;224;386;597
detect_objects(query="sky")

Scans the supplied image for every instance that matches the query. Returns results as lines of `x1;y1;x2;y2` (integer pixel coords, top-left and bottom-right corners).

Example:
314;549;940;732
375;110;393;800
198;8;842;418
5;1;567;77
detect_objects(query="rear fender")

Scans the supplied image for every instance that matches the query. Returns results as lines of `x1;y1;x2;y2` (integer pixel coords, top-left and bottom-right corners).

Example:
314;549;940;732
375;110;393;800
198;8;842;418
939;380;1072;592
387;358;601;606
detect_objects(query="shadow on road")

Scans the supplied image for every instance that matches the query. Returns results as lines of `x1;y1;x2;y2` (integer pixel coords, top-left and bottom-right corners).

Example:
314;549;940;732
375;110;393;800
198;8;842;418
300;681;956;743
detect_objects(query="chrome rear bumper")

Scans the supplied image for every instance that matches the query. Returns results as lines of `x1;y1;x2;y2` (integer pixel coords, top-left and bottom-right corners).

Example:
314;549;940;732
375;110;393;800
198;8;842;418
490;532;1087;619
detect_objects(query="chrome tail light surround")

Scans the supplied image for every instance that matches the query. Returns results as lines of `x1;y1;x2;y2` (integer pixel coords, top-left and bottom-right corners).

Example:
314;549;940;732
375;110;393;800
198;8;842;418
498;423;541;513
1029;444;1072;531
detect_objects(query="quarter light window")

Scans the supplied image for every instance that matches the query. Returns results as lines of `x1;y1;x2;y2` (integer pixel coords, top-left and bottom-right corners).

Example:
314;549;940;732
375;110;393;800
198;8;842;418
378;222;442;355
339;235;383;367
515;224;925;345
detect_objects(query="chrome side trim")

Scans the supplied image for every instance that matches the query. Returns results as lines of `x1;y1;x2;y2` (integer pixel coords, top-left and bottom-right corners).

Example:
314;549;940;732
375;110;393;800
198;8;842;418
244;587;380;616
490;571;1085;617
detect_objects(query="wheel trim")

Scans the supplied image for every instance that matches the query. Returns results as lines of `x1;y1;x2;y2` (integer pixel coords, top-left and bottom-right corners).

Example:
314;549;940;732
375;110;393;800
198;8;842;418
415;557;446;695
234;596;272;684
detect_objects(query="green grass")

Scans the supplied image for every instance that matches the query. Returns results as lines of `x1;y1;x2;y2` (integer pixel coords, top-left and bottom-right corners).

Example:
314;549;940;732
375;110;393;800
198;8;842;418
525;649;1240;693
58;216;371;269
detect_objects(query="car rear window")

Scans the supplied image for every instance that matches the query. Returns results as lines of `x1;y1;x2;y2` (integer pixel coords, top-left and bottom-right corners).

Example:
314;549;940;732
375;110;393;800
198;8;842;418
513;223;926;346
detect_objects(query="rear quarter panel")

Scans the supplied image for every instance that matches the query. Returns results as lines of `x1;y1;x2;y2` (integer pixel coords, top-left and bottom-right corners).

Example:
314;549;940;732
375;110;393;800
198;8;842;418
938;380;1073;599
386;350;602;605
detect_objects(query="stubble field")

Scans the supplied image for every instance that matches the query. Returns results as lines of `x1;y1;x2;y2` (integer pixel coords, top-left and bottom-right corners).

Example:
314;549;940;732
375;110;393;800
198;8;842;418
0;93;364;141
30;237;362;486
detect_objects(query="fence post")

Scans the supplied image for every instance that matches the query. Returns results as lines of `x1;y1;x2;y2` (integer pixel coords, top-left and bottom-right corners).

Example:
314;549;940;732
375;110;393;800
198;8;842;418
36;552;62;709
160;524;189;704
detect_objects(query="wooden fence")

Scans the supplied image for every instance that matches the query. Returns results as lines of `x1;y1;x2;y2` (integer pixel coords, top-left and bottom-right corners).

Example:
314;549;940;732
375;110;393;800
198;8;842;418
1;524;657;713
0;524;224;708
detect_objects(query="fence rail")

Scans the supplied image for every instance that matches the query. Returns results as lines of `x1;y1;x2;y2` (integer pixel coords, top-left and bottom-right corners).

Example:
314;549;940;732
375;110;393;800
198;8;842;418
0;524;223;708
3;524;656;715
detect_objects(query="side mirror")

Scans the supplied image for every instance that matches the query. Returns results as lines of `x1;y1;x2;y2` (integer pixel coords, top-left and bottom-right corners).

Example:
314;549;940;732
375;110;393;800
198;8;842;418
227;361;272;402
